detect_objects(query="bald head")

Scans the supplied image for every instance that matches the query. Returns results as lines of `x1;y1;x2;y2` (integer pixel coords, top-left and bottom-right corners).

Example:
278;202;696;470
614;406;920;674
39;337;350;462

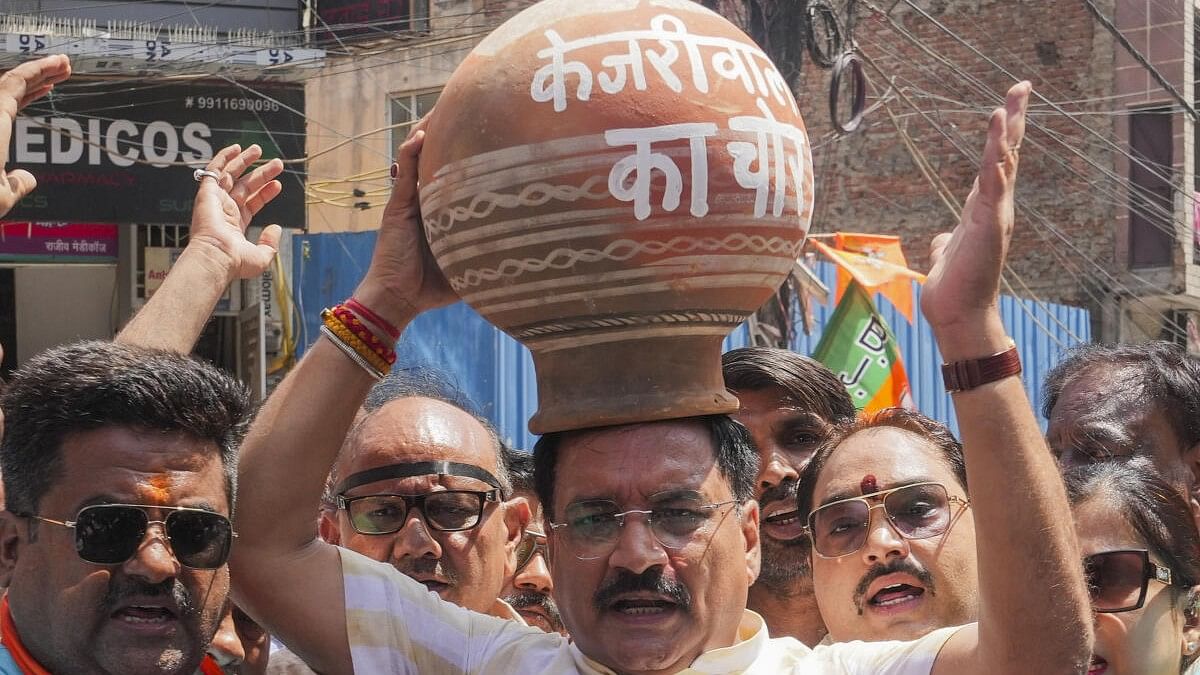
336;396;509;496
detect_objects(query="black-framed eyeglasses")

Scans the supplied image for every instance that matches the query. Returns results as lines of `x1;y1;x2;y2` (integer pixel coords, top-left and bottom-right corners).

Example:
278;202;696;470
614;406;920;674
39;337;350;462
516;528;549;571
1085;549;1181;613
548;491;737;561
805;481;970;559
336;489;501;535
21;503;235;569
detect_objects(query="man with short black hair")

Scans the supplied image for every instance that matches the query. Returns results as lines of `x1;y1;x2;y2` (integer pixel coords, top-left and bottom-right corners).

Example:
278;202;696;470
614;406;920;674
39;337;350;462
796;409;977;644
500;447;563;634
1044;341;1200;516
0;341;252;675
722;347;856;644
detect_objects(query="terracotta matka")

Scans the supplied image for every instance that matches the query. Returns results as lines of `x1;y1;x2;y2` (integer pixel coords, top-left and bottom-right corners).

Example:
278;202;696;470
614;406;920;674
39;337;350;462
418;0;814;434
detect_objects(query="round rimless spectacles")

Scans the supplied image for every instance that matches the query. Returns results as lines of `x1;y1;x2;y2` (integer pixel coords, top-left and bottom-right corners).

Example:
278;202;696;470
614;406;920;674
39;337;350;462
548;493;737;561
20;503;235;569
336;489;501;535
805;481;970;558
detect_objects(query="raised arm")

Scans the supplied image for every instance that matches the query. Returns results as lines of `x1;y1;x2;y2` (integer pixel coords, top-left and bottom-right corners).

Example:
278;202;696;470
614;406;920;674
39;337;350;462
229;122;456;674
929;83;1092;674
0;55;71;441
116;144;283;352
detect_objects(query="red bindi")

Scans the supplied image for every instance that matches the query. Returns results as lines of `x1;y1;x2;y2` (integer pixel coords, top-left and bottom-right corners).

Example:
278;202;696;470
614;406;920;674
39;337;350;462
860;474;878;494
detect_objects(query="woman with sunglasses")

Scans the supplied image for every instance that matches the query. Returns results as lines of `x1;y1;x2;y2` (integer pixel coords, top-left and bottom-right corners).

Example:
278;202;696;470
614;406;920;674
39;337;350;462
1065;462;1200;675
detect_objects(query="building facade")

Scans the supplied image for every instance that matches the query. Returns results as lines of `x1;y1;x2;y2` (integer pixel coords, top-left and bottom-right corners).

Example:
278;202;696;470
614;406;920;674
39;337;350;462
0;0;317;393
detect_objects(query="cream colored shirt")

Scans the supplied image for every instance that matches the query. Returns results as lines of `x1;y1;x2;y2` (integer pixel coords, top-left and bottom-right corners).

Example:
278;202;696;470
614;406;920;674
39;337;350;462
340;549;957;673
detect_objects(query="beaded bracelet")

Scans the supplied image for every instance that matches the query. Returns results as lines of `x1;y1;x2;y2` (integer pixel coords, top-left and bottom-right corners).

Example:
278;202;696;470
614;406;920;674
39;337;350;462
345;297;401;341
321;308;392;375
320;325;384;381
331;305;397;366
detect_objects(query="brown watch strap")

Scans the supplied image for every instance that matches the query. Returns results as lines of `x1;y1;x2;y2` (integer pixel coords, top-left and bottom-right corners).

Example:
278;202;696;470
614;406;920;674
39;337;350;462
941;341;1022;393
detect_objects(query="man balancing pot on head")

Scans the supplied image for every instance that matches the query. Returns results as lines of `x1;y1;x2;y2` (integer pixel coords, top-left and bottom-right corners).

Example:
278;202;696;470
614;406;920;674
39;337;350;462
227;79;1092;674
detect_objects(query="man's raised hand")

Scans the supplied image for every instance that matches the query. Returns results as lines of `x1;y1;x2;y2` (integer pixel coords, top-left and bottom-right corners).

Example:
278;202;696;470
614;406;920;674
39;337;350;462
353;115;457;330
0;55;71;218
190;143;284;281
920;81;1031;353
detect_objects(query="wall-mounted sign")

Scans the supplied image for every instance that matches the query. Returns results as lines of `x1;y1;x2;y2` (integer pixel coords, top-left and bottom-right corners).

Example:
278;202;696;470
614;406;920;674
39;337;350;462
0;221;119;262
6;81;305;227
316;0;426;43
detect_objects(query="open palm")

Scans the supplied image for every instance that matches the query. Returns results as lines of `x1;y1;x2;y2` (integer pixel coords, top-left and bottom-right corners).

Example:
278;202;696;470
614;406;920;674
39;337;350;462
190;144;285;280
921;82;1031;333
0;55;72;218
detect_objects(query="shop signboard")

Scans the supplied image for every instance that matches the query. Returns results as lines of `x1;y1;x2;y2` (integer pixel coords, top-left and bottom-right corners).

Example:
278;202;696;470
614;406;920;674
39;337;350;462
0;221;119;262
316;0;425;42
5;81;305;227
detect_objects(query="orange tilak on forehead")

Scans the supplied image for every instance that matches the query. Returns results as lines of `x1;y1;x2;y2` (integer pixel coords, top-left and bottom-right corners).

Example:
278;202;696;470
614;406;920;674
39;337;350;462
146;474;172;503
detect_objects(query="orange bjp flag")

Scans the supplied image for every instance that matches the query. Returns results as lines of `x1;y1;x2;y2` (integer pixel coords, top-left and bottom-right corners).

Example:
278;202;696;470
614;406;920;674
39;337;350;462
810;233;925;324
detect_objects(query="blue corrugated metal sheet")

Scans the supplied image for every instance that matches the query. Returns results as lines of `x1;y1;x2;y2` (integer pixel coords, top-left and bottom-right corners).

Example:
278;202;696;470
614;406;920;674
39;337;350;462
294;232;1090;448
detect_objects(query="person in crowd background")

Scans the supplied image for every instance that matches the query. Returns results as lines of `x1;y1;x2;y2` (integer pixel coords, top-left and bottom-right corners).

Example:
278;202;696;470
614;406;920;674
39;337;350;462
209;604;271;675
723;347;856;645
1045;342;1200;525
500;447;564;635
1066;462;1200;675
316;370;530;618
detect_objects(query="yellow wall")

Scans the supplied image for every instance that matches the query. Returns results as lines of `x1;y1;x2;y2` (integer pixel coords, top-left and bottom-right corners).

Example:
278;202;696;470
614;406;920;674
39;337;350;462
304;0;509;232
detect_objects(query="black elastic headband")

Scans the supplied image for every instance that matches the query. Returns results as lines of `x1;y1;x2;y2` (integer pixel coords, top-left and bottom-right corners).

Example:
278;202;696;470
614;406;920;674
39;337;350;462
336;460;502;496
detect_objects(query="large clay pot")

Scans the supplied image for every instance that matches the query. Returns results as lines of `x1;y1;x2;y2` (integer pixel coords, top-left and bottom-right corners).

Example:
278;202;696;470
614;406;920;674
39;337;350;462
419;0;813;434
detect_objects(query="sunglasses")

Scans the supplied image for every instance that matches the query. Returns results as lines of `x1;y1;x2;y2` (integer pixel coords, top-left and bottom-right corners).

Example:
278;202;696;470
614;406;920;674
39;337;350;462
806;482;970;558
515;528;549;571
337;489;501;535
1084;549;1180;613
24;503;235;569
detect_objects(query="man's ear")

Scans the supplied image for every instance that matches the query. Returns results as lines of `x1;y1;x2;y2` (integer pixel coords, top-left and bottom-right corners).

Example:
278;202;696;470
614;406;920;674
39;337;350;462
740;499;761;586
317;509;341;546
502;496;532;580
0;511;27;587
1184;442;1200;531
1181;586;1200;663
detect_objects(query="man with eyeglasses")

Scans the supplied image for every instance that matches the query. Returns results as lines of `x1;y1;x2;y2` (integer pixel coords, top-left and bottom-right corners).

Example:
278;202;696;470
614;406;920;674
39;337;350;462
231;80;1093;674
795;409;979;644
500;447;565;635
722;347;856;645
316;373;531;618
0;341;250;675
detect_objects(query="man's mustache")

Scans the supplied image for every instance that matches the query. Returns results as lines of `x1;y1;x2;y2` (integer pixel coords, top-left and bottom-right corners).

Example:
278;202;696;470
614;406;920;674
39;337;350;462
505;590;564;631
393;556;458;586
852;558;937;614
101;577;196;618
593;567;692;612
758;477;798;509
